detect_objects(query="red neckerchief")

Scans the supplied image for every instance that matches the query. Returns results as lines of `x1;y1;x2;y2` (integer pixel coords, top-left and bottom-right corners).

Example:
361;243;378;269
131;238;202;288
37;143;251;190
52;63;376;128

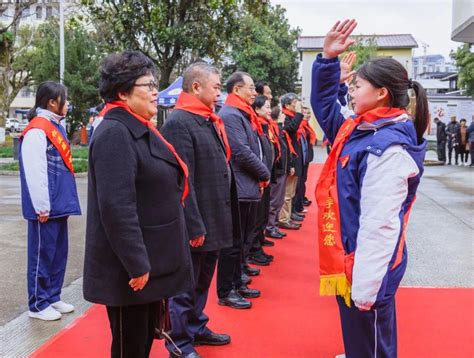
298;120;317;145
102;101;189;205
258;115;282;161
175;92;231;162
282;108;296;119
282;130;297;156
316;107;407;307
225;93;263;135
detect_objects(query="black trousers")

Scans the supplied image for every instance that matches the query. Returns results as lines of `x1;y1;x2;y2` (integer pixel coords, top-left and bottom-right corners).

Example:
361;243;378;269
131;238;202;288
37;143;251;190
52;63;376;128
470;143;474;165
292;163;309;213
249;187;271;255
437;140;446;162
167;251;218;355
448;142;459;164
457;144;469;163
106;302;159;358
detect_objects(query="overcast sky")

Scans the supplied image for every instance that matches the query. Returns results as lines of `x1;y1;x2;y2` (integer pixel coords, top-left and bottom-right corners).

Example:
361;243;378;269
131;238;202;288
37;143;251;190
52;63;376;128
272;0;462;60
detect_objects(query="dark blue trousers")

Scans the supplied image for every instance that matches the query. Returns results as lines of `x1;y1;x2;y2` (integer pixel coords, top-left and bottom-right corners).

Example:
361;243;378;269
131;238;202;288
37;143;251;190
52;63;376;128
27;217;68;312
167;250;219;355
337;296;397;358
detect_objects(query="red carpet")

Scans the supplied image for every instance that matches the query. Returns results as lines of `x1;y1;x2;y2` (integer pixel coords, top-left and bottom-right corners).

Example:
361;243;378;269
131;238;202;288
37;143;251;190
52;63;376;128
31;164;474;358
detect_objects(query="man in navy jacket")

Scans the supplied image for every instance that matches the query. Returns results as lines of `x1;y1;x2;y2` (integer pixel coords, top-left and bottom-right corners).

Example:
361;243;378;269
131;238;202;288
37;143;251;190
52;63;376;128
217;72;271;309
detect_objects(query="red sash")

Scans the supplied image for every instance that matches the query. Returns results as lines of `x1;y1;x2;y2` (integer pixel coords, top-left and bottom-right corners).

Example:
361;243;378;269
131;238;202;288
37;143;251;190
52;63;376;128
298;121;317;145
102;101;189;205
315;107;407;306
175;92;231;162
21;117;74;173
225;93;263;135
258;115;281;161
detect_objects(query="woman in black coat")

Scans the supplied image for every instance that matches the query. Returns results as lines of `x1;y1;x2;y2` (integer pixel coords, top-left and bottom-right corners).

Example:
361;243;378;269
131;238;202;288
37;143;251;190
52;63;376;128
83;51;193;358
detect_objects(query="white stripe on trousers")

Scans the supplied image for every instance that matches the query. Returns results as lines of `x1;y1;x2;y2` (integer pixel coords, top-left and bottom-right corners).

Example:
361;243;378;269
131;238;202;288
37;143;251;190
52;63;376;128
374;309;378;358
33;221;42;312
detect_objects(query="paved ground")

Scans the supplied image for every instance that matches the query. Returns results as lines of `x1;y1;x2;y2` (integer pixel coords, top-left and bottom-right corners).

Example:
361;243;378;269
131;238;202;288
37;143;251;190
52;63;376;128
0;147;472;356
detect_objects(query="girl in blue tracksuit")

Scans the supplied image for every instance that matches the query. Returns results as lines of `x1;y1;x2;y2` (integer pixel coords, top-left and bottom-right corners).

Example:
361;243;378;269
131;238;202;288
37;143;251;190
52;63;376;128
19;81;81;321
312;20;429;357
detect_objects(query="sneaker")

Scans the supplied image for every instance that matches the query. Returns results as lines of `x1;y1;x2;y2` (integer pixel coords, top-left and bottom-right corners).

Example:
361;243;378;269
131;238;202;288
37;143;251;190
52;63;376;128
29;305;62;321
51;301;75;314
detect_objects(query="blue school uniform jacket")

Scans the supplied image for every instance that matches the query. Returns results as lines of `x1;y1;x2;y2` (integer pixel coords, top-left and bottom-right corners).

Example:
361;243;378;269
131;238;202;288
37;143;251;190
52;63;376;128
311;54;426;309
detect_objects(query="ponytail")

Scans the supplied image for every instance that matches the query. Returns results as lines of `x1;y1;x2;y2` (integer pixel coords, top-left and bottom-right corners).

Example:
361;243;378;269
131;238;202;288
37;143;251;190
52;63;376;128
410;80;429;144
26;107;37;122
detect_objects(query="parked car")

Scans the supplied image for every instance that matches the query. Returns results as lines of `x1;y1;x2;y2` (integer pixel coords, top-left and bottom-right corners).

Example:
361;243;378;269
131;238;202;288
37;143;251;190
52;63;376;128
5;118;28;133
5;118;19;133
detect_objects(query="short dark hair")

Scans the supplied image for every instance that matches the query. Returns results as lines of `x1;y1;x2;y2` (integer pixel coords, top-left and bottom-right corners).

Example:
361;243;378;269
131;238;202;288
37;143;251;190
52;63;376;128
182;62;220;93
270;106;281;120
226;71;251;94
280;93;299;107
27;81;67;121
255;80;268;95
99;50;157;103
460;118;467;123
251;95;269;111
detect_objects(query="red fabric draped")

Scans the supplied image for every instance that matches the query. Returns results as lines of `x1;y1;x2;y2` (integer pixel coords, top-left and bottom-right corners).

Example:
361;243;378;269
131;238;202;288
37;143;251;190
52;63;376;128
225;93;263;135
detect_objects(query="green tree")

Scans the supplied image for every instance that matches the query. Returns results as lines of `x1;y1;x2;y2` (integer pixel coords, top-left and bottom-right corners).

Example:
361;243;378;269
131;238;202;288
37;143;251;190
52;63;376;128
28;19;103;136
223;4;301;99
451;43;474;96
82;0;240;89
0;1;38;128
348;36;378;69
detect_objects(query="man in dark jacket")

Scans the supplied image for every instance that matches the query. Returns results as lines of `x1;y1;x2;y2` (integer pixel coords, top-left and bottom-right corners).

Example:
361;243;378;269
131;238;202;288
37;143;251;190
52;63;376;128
446;116;460;165
217;71;271;309
279;93;305;228
434;117;447;163
468;117;474;167
161;63;235;357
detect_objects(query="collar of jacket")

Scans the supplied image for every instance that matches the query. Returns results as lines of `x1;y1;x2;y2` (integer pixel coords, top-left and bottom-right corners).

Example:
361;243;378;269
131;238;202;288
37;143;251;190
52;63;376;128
105;107;149;138
356;114;410;131
174;108;209;126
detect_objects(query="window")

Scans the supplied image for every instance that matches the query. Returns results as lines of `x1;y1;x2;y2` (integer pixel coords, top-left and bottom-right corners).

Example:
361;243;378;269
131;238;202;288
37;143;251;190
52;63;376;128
46;5;52;19
36;6;42;19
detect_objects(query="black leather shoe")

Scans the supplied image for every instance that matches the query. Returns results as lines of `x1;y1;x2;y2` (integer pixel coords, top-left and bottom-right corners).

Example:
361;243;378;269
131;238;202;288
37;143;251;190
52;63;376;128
303;198;312;206
264;229;284;239
169;351;202;358
275;229;287;237
218;290;252;309
248;253;270;266
238;284;261;298
262;239;275;246
241;273;252;285
243;265;260;276
194;332;231;346
260;250;274;261
291;213;304;222
279;221;300;230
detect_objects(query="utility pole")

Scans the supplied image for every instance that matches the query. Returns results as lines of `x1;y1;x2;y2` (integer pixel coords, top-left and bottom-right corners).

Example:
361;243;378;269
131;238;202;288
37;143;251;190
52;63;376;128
59;0;65;84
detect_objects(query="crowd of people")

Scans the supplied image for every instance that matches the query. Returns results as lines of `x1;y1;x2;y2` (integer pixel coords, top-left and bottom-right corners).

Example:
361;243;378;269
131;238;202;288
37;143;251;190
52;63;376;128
17;18;433;358
434;115;474;166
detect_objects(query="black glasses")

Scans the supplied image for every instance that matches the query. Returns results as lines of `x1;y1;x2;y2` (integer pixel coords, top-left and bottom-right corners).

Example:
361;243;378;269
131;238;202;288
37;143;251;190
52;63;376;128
134;81;158;92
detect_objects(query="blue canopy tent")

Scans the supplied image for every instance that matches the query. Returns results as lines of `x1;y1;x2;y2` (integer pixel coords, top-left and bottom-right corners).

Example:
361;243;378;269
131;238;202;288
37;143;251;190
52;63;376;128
158;76;183;107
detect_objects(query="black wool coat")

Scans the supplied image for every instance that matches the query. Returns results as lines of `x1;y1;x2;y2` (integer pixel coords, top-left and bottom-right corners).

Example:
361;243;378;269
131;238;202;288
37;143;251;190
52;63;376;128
283;112;304;176
83;108;193;307
161;109;236;252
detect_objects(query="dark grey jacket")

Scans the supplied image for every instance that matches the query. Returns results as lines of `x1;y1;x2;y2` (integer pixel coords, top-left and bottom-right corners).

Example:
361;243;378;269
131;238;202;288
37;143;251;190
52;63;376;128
161;109;235;252
83;108;193;306
219;105;270;202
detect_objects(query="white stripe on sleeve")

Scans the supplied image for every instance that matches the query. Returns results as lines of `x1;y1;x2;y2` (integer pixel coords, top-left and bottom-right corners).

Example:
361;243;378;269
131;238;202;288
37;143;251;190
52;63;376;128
22;129;50;214
351;145;419;310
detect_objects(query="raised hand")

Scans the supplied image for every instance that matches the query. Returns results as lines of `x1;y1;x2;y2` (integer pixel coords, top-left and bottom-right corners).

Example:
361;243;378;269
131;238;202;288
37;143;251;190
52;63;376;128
340;51;357;84
323;19;358;59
